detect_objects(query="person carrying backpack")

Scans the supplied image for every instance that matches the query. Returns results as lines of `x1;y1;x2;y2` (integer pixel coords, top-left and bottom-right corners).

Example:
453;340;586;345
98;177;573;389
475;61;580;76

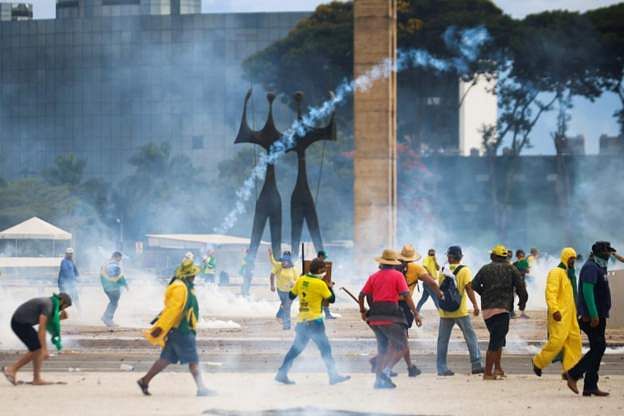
436;246;484;376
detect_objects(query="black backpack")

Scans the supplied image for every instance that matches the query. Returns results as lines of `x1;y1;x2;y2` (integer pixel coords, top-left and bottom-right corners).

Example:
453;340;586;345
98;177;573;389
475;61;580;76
438;265;464;312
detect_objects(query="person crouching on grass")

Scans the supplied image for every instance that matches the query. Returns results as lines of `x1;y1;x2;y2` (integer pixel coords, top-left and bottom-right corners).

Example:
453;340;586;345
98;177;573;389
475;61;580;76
138;253;214;397
3;293;72;386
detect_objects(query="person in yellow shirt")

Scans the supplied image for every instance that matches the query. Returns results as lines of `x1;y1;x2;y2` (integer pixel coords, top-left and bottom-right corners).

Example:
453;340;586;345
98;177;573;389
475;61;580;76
269;249;298;330
137;253;214;397
532;248;582;379
417;249;441;313
275;258;350;385
436;245;484;376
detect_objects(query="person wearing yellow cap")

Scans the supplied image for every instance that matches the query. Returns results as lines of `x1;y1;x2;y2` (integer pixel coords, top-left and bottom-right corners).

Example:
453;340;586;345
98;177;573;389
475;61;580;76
137;253;214;397
532;248;582;382
472;244;528;380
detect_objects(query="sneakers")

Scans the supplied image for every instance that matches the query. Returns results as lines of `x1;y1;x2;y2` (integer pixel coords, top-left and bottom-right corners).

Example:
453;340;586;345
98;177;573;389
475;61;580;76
329;374;351;385
274;372;295;385
408;365;422;377
196;388;217;397
471;367;485;375
374;374;396;389
437;370;455;376
325;314;337;320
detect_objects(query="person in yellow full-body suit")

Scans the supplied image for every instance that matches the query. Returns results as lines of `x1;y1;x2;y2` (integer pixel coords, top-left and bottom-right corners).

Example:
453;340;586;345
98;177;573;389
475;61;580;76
532;247;582;376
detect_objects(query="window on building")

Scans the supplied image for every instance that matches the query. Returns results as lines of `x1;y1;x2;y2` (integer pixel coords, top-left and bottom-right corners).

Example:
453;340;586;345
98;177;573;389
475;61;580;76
192;135;204;149
426;97;441;106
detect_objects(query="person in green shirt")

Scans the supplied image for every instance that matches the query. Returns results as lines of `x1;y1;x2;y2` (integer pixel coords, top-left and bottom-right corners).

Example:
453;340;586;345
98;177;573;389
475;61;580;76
512;249;530;319
100;251;129;327
275;258;350;386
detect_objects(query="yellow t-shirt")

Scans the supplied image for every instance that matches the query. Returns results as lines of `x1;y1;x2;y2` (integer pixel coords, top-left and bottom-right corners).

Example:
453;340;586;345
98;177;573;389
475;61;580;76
422;256;440;279
291;274;332;322
404;262;428;297
274;266;298;292
437;264;472;318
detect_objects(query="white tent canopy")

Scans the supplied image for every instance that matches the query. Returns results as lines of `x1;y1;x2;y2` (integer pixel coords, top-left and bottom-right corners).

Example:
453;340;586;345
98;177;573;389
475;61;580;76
0;217;72;240
146;233;271;250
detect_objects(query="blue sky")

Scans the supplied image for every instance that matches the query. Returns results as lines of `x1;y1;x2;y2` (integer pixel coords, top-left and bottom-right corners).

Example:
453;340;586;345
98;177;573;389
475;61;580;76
23;0;624;153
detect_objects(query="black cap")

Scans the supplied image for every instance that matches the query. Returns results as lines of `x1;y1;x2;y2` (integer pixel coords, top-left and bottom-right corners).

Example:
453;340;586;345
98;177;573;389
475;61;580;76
447;246;463;259
317;250;327;258
592;241;616;255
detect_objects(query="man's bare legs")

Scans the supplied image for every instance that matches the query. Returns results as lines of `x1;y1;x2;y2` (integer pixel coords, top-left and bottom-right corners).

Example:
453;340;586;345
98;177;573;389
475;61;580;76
140;358;169;386
6;350;53;385
494;350;505;376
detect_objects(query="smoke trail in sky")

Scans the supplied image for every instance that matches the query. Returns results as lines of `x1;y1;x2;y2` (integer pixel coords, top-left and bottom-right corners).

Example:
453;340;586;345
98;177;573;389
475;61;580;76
216;26;491;233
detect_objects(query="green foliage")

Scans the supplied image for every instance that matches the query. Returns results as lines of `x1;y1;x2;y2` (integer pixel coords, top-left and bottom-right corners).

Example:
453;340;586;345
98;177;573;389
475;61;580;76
0;177;76;229
114;142;211;239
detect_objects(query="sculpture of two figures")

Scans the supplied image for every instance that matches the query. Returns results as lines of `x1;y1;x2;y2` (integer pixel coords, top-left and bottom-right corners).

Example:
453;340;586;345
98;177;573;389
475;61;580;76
234;89;336;274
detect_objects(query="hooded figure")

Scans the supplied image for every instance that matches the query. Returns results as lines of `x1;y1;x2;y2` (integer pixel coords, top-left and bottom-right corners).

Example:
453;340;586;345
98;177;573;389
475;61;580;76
532;247;582;374
145;256;200;347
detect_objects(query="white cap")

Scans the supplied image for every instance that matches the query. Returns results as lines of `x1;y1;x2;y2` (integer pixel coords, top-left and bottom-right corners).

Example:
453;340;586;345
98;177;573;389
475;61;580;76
184;252;194;261
65;247;74;254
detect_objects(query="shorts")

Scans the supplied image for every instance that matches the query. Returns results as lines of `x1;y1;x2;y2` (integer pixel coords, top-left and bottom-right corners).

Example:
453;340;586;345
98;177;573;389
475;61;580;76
160;329;199;364
485;312;510;352
371;323;408;353
11;318;41;352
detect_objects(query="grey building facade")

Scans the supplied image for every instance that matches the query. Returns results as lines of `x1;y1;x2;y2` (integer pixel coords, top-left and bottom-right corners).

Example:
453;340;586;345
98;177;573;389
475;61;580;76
0;2;32;21
56;0;200;19
0;6;308;180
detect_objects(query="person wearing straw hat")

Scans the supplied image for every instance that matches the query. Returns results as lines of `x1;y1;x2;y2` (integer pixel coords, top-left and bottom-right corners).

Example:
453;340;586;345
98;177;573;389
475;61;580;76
472;244;528;380
396;244;442;377
358;249;420;389
137;252;214;397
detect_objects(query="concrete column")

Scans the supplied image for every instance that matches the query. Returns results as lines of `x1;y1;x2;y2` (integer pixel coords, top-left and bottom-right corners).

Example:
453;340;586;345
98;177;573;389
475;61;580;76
353;0;397;267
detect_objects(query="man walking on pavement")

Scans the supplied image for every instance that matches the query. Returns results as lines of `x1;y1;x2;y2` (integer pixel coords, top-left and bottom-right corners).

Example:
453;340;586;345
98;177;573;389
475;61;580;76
58;248;80;310
100;251;129;327
532;248;582;381
436;246;484;376
269;249;298;330
275;258;350;386
138;254;214;397
359;249;421;389
417;249;441;313
566;241;617;396
472;245;528;380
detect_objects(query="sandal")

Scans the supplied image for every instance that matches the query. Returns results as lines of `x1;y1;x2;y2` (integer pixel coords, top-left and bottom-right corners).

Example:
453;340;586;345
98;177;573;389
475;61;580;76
137;378;151;396
2;366;17;386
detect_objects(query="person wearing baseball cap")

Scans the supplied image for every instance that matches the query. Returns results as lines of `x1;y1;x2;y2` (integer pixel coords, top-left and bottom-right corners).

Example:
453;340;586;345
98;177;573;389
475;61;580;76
472;244;528;380
566;241;617;396
58;248;80;310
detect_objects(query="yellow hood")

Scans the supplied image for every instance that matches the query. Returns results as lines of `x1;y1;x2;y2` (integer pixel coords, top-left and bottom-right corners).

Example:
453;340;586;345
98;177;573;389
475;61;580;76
560;247;577;268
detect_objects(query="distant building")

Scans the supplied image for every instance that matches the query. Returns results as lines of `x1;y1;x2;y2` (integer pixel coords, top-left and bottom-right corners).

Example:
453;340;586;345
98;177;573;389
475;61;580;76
56;0;200;18
459;74;497;156
555;134;586;155
599;134;624;155
0;4;308;180
0;2;32;21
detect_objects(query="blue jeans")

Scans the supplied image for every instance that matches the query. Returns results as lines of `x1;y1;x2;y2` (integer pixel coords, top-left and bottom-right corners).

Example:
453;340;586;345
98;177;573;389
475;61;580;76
102;290;121;323
416;284;440;312
278;320;338;378
436;316;482;374
276;290;292;329
59;280;80;309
